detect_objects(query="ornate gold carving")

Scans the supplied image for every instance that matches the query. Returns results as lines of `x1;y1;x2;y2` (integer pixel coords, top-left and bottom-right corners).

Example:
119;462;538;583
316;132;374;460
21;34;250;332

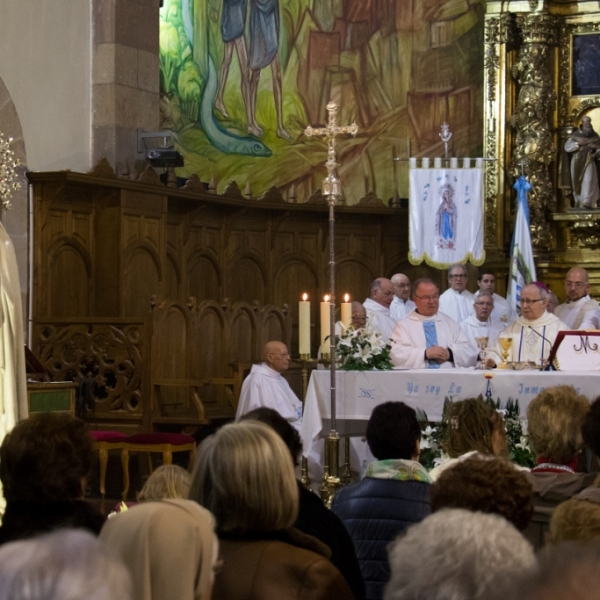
570;218;600;248
516;14;559;45
570;98;600;123
484;14;517;45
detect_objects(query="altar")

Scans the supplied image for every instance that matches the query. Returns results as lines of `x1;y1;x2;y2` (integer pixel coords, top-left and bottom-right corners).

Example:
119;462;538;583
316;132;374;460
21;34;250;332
300;369;600;455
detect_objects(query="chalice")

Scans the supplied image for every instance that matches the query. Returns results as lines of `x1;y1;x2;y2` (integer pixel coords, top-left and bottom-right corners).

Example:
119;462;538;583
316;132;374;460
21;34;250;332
498;337;513;369
475;336;489;370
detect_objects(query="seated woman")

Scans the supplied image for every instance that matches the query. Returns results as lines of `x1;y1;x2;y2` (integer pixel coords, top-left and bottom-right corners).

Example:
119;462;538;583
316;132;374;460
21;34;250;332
525;385;596;549
189;420;353;600
0;413;104;545
428;397;507;481
100;499;218;600
137;464;191;502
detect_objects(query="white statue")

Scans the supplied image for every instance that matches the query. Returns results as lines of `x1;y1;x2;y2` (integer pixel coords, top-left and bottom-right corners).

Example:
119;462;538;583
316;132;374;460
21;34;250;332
564;116;600;208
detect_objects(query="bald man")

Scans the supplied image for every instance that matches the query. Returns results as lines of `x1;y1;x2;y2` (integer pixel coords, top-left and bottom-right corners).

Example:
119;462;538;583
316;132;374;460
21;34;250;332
390;273;416;321
363;278;397;340
554;267;600;329
236;341;303;430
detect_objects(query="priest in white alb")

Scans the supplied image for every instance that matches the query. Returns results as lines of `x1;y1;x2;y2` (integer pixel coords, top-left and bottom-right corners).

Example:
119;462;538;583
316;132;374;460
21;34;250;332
236;341;303;430
554;267;600;329
460;292;504;361
486;284;569;367
391;279;477;369
390;273;416;321
473;268;516;325
439;264;474;324
363;278;397;340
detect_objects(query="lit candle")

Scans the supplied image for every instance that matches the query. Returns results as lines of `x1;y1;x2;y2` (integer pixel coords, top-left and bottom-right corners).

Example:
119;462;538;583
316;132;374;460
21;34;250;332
299;293;311;357
320;294;331;354
341;294;351;328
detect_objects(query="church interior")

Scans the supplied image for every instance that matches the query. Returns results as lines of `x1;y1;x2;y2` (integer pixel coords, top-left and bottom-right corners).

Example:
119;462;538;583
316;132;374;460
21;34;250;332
3;0;600;511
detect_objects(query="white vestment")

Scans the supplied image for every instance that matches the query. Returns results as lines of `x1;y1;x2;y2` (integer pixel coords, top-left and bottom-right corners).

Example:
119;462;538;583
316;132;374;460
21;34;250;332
391;311;477;369
363;298;396;341
460;315;504;360
236;363;303;428
439;288;474;324
488;312;569;366
473;291;516;325
389;297;416;322
0;222;28;514
565;138;600;208
555;295;600;330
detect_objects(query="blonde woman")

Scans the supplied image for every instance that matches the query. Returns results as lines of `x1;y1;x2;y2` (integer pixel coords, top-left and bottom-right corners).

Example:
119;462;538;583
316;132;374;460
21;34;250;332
189;420;353;600
137;464;191;502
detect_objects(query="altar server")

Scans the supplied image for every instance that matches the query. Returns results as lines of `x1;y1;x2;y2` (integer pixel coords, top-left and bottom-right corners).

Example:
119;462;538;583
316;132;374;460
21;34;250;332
554;267;600;329
473;268;517;325
461;292;504;360
439;264;474;324
236;341;303;430
363;278;397;340
391;279;477;369
487;284;568;367
390;273;416;321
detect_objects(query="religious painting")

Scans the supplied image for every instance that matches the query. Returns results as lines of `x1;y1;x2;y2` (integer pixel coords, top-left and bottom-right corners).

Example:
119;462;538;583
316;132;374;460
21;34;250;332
572;34;600;97
159;0;485;204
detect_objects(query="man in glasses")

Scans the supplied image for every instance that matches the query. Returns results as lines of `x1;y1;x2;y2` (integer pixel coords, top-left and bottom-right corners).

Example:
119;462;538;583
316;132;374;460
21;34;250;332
486;284;568;367
391;278;477;369
554;267;600;329
439;264;474;324
460;292;504;362
363;278;397;340
390;273;416;321
473;268;516;325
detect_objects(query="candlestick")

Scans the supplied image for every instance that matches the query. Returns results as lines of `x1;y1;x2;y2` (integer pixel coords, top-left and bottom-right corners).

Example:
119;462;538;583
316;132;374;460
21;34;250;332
299;293;311;358
320;295;331;356
341;294;351;328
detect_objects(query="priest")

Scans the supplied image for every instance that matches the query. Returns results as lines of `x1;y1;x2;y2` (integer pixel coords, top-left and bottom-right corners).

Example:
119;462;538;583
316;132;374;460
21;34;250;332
473;268;516;325
390;273;416;321
554;267;600;329
439;264;474;324
486;284;569;367
460;292;504;360
391;279;477;369
363;278;397;340
236;341;302;430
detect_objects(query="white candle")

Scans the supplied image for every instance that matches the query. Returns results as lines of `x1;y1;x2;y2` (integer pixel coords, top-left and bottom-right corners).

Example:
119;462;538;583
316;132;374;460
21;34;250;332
320;295;331;354
341;294;351;328
299;293;310;356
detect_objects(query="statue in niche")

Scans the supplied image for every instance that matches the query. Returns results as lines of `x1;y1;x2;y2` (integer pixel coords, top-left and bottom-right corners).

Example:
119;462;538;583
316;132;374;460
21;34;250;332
564;116;600;209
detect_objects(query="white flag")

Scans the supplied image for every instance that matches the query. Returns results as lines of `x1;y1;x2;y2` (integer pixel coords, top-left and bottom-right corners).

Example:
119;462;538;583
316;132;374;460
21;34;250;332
409;166;484;267
507;176;537;315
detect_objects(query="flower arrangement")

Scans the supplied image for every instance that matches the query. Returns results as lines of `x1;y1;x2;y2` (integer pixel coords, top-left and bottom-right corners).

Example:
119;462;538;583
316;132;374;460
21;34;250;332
0;130;20;211
334;323;393;371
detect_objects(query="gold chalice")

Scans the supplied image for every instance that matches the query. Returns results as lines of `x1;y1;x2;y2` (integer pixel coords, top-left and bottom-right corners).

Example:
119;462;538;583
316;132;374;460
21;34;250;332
475;336;489;370
498;336;513;369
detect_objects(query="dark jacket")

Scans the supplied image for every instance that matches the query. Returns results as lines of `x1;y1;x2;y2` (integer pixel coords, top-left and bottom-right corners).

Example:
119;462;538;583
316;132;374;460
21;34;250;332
332;477;431;600
213;528;354;600
0;500;105;546
295;482;366;600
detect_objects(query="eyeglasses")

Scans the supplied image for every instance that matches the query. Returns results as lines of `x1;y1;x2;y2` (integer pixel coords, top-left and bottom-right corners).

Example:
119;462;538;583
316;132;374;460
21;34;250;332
352;314;367;321
520;298;544;305
474;302;493;307
415;294;439;301
565;281;587;289
449;274;467;279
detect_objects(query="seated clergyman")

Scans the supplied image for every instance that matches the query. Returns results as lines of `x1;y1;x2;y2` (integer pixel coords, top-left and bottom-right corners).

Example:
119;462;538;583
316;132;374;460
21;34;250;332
486;284;568;367
391;278;477;369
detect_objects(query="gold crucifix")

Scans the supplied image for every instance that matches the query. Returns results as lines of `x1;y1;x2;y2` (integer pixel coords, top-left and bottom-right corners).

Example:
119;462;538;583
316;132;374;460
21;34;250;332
304;102;358;199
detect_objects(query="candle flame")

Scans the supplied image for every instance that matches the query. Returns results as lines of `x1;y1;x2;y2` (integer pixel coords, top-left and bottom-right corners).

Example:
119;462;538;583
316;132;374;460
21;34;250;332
302;293;308;301
344;294;349;302
324;294;330;302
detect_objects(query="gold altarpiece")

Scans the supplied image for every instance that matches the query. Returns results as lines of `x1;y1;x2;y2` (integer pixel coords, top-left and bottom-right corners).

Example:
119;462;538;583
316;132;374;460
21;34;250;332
483;0;600;298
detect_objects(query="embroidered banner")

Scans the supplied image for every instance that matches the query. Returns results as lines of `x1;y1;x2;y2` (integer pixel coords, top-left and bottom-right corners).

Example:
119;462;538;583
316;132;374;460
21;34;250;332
409;166;484;268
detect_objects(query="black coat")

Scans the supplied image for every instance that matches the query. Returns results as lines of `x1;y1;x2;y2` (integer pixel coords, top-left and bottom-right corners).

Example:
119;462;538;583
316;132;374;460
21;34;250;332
295;482;366;600
331;478;431;600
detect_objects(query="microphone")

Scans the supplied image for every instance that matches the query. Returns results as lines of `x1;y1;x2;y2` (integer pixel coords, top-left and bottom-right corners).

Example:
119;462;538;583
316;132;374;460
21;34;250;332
528;326;555;370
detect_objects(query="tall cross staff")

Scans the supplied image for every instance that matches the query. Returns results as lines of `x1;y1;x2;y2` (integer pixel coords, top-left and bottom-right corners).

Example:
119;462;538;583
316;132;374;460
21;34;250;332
305;102;358;488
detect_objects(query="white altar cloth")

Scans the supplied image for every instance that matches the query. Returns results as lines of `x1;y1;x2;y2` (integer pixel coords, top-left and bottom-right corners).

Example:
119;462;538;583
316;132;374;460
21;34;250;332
300;369;600;455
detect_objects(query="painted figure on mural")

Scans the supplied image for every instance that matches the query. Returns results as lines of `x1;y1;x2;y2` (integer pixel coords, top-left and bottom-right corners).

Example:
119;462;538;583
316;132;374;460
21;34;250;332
564;116;600;208
435;184;457;250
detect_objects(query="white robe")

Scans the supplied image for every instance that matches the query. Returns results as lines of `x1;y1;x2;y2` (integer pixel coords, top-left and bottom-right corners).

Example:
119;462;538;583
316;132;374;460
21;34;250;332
472;291;516;326
439;288;474;324
488;312;569;366
363;298;396;341
236;363;303;428
565;138;600;208
460;315;504;354
389;296;416;322
0;222;28;515
555;295;600;330
391;311;477;369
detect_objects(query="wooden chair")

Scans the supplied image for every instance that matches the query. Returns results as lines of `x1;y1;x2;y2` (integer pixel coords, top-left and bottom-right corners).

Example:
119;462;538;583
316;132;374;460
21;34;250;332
89;431;128;498
121;433;196;500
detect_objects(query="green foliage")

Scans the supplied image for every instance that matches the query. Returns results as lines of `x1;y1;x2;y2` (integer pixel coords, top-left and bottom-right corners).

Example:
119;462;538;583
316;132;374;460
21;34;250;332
178;60;203;120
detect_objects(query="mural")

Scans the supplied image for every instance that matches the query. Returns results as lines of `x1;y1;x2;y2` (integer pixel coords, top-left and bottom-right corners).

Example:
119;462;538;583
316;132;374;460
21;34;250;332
160;0;485;204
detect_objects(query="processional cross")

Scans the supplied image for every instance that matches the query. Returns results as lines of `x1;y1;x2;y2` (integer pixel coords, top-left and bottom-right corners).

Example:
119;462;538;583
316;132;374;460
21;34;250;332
304;102;358;502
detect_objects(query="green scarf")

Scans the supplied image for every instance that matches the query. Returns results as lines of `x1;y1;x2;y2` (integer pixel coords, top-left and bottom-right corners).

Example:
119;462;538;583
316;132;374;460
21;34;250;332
364;458;431;483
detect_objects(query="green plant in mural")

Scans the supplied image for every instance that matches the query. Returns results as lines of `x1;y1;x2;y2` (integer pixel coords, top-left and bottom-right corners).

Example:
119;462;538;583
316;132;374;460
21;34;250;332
178;60;203;122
